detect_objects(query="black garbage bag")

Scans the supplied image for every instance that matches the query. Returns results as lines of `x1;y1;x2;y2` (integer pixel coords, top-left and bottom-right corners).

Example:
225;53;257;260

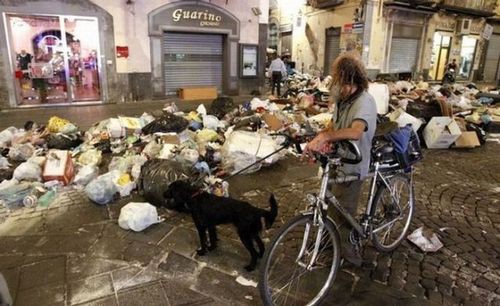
209;96;235;119
466;123;487;144
139;159;199;212
142;113;189;135
0;168;13;182
94;139;112;153
46;133;82;150
406;100;442;122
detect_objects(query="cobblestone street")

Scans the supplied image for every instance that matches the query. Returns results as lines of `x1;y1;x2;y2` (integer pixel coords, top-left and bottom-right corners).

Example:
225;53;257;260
0;143;499;305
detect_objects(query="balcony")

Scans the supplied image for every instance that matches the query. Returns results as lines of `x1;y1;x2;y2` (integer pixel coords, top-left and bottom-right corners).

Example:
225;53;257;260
307;0;344;9
383;0;437;13
438;0;497;17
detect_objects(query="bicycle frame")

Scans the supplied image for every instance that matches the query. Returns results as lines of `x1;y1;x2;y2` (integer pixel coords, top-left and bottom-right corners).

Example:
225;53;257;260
318;159;407;239
296;158;410;271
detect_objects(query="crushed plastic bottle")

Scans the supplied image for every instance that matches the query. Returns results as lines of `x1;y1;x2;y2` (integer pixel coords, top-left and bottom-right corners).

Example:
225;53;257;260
38;189;57;208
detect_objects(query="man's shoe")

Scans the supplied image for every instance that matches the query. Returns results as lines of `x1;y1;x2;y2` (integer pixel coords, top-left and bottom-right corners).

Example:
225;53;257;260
342;245;362;267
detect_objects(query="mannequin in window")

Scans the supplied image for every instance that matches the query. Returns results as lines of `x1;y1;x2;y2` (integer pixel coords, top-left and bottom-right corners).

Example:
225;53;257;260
17;49;32;71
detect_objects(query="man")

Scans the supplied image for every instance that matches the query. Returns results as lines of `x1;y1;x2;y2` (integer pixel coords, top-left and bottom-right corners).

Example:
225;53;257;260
304;52;377;266
269;54;287;97
447;58;457;71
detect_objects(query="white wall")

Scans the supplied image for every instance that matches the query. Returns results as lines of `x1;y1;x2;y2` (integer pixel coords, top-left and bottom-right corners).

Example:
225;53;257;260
90;0;265;74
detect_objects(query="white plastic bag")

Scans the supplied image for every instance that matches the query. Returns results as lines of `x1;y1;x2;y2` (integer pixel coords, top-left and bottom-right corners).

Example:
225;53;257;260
78;149;102;166
196;104;207;116
407;227;443;252
0;156;11;170
222;131;282;165
203;115;219;130
74;165;99;186
0;127;17;147
85;171;120;205
142;141;162;158
158;144;177;160
13;161;42;181
179;148;199;164
118;202;163;232
9;143;35;161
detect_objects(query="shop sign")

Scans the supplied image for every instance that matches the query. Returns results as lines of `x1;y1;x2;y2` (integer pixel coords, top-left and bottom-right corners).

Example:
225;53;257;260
352;22;364;34
28;63;53;79
435;19;456;31
172;8;222;27
343;23;363;34
116;46;129;58
150;4;238;36
483;24;493;40
343;23;353;34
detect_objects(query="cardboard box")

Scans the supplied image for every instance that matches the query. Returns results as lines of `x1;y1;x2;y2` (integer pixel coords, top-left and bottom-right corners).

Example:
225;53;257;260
179;87;217;101
159;133;181;145
43;150;75;185
454;131;480;148
262;113;284;131
387;108;423;133
423;117;462;149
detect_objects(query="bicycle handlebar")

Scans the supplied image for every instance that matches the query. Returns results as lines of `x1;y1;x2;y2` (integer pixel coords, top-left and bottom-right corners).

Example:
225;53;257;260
270;133;362;165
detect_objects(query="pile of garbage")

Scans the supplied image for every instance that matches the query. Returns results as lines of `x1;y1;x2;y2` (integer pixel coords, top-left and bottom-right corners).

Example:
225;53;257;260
380;80;500;149
0;95;334;214
1;81;499;216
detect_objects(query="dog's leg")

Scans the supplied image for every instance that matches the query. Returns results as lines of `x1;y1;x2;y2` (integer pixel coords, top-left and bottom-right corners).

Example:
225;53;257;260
238;232;259;272
195;225;209;256
254;234;265;258
208;226;218;251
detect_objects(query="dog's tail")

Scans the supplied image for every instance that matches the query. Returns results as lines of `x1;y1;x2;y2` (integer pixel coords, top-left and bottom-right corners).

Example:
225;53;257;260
264;194;278;229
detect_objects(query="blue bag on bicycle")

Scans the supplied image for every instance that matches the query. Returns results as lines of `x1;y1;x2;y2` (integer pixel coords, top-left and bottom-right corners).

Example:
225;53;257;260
386;124;422;169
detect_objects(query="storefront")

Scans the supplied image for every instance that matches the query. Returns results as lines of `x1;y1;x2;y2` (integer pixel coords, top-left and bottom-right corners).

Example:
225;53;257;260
148;1;263;98
5;14;101;106
0;0;267;108
0;0;120;109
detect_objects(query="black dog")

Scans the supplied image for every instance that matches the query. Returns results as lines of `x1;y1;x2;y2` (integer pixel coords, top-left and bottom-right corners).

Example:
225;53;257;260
164;180;278;271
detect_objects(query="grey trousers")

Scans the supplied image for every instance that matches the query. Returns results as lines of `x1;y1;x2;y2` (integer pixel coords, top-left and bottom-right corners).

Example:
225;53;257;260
328;181;364;251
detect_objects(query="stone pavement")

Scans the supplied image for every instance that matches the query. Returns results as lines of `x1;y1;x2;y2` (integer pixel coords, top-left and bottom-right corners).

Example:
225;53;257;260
0;143;499;305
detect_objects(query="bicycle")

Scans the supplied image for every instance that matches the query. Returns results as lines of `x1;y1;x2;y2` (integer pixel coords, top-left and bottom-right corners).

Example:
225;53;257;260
259;136;418;306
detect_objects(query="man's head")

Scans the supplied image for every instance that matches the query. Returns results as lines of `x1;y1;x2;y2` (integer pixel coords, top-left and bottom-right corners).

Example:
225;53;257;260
330;52;369;100
452;59;456;63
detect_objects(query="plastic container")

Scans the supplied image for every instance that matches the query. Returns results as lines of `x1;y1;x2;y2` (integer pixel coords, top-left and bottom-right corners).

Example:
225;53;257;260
38;189;57;208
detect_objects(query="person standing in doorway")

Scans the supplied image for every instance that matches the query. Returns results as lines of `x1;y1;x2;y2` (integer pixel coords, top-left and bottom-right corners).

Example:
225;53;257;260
269;54;287;97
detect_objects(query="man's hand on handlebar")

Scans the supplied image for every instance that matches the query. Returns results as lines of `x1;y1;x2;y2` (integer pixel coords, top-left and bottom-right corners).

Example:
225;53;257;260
302;132;334;160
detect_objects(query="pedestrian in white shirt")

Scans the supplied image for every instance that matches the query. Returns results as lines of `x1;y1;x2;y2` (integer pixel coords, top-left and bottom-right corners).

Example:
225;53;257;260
269;55;287;97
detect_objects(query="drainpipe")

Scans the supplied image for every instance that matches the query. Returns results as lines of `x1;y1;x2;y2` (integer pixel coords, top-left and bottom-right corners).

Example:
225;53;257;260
362;0;376;67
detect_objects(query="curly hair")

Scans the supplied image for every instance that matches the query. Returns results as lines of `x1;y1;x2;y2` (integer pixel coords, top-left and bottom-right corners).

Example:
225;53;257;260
330;52;369;91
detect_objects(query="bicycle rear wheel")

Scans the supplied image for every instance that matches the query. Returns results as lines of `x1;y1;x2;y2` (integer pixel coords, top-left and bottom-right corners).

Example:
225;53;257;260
371;173;414;252
259;214;341;306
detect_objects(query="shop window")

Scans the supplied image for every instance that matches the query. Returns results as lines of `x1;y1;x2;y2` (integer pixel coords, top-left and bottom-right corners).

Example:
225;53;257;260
5;14;101;106
458;36;477;80
429;32;453;81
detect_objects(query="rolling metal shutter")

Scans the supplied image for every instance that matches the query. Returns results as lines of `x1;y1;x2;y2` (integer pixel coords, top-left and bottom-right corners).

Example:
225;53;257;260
324;32;340;76
389;38;419;73
163;32;223;95
484;34;500;81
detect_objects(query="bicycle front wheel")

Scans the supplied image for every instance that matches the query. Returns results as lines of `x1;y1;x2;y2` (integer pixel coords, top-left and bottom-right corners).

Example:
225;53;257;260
259;214;341;306
371;173;414;252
